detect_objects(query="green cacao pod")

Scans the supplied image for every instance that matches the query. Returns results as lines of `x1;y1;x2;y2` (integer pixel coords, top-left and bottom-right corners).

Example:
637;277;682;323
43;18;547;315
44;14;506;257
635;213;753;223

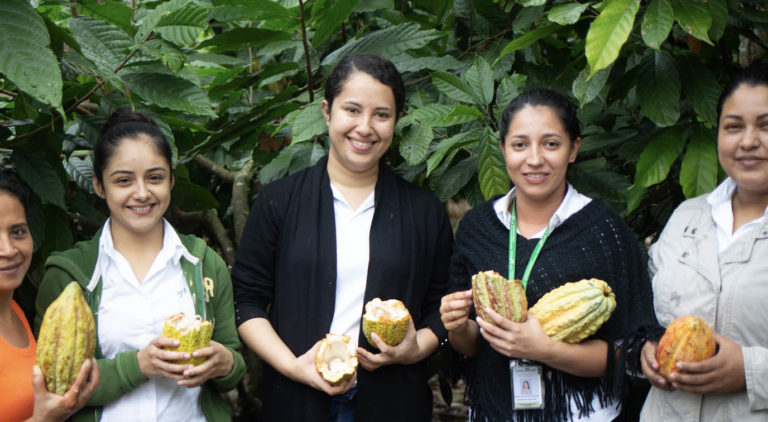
528;278;616;343
656;315;716;377
362;298;411;348
472;270;527;324
315;333;358;386
36;282;96;395
162;313;213;365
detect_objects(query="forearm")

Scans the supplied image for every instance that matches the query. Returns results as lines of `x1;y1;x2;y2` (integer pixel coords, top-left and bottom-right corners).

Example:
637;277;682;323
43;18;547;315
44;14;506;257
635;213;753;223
448;321;479;357
538;339;608;378
238;318;298;381
403;328;439;365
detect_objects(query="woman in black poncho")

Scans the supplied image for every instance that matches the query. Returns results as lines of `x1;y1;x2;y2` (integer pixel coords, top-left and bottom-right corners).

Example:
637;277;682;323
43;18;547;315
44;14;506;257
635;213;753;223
440;89;656;421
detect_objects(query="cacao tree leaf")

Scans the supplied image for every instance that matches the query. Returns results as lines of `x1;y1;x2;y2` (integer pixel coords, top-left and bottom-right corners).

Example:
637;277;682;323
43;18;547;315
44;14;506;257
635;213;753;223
513;5;545;34
465;56;494;106
569;158;630;202
399;124;434;166
391;54;464;73
289;101;327;144
431;72;478;104
69;17;131;84
12;148;66;210
311;0;357;46
517;0;546;7
708;0;728;42
434;155;478;202
64;155;94;194
676;53;720;126
634;125;688;188
398;104;454;127
199;27;294;50
441;105;483;127
153;5;209;46
172;178;219;211
679;127;717;198
579;128;637;154
547;2;591;25
426;128;482;177
495;74;527;115
585;0;640;76
637;51;680;127
572;65;611;106
289;142;326;174
641;0;674;50
258;144;297;185
209;0;294;21
134;0;192;43
76;0;133;34
41;205;73;259
0;0;62;108
670;0;712;45
321;23;442;70
625;184;647;215
122;73;215;116
497;22;560;63
478;129;508;200
354;0;393;11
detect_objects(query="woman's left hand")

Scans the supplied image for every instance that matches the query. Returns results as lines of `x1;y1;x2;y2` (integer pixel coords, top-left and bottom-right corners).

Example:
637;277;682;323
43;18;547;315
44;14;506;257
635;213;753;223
177;341;234;388
357;319;423;371
668;332;746;394
31;358;99;422
475;307;553;360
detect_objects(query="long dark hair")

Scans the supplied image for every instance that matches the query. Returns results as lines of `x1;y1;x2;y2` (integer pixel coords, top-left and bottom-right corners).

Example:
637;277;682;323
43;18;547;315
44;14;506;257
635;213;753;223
717;60;768;124
498;89;581;145
324;55;406;120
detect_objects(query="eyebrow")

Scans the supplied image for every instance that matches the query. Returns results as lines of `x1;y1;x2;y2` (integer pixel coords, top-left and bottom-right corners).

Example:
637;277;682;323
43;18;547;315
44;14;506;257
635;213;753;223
723;113;768;120
340;100;393;112
109;167;168;177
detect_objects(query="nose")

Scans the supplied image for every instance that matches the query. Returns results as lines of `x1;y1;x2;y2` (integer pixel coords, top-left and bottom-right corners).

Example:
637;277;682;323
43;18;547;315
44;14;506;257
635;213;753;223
0;234;15;257
739;125;761;150
356;114;373;136
525;144;543;166
134;180;150;200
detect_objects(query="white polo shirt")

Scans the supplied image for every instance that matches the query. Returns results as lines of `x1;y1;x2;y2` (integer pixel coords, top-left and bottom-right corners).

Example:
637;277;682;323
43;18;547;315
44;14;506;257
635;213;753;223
328;184;376;347
95;219;205;422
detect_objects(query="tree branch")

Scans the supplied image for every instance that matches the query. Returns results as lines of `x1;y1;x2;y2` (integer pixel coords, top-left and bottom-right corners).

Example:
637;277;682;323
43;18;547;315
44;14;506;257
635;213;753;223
231;160;255;244
193;154;235;183
298;0;314;102
171;207;236;266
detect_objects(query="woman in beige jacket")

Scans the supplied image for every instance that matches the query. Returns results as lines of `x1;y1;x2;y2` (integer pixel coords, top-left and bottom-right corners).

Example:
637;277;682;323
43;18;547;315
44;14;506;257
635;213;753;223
640;61;768;421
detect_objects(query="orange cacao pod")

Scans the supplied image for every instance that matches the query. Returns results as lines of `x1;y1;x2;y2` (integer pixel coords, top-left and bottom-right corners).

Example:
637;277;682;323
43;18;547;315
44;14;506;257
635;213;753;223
656;315;716;377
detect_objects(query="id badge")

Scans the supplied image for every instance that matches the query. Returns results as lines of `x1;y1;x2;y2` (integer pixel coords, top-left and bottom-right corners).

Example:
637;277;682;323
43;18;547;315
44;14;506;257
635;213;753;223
510;360;544;410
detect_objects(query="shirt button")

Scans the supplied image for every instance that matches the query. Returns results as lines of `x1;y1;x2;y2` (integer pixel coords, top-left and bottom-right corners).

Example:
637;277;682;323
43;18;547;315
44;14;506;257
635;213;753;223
691;228;697;235
682;252;689;258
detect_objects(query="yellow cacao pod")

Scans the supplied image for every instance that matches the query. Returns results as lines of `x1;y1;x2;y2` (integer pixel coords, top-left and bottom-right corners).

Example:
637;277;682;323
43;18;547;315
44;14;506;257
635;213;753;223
472;270;527;324
162;313;213;366
528;278;616;343
36;282;96;395
362;298;411;348
315;333;357;386
656;315;716;377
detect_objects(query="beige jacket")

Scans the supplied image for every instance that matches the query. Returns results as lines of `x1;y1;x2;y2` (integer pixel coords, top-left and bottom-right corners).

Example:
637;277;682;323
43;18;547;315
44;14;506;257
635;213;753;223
640;195;768;421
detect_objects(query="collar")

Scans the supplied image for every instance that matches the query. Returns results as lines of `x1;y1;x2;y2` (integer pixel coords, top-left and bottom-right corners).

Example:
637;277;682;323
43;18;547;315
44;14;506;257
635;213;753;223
493;183;592;235
706;177;737;208
330;183;376;214
88;218;198;291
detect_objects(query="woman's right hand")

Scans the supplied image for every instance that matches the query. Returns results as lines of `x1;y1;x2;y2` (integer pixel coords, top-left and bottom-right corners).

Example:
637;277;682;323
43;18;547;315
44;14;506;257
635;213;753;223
440;290;473;332
640;340;673;391
30;358;99;422
137;336;192;380
289;339;356;396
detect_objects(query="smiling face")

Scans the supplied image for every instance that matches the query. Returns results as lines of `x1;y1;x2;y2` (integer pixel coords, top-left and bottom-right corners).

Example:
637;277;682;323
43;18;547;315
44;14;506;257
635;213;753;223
322;71;397;177
0;192;32;294
718;83;768;196
501;105;580;206
92;135;173;240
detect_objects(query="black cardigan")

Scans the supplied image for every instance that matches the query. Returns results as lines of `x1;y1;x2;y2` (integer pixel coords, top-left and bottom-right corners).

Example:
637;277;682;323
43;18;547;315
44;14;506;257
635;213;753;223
232;156;453;421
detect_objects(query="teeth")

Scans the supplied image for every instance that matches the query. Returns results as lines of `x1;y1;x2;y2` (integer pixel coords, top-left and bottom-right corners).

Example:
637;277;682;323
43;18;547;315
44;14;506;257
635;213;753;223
131;205;151;212
527;174;545;179
351;140;370;147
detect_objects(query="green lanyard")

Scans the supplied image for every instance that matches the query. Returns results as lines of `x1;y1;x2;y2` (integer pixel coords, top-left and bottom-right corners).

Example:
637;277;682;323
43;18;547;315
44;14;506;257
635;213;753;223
508;199;550;290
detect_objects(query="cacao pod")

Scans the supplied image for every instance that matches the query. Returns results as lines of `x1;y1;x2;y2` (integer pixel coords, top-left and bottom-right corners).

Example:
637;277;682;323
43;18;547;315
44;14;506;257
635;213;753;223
656;315;716;377
362;298;411;348
162;313;213;365
36;282;96;395
472;270;527;324
315;333;357;386
528;278;616;343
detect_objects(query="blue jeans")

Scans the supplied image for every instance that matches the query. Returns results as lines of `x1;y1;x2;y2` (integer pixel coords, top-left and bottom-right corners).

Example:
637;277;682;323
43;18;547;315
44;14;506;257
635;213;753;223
328;386;357;422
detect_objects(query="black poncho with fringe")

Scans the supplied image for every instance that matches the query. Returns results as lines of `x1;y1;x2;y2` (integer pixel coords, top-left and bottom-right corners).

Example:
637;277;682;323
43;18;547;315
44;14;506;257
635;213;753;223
448;198;656;422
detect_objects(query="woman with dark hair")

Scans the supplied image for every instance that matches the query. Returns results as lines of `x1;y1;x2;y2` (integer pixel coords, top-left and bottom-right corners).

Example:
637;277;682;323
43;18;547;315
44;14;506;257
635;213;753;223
232;55;453;421
0;168;99;422
440;89;656;421
35;109;245;421
640;62;768;421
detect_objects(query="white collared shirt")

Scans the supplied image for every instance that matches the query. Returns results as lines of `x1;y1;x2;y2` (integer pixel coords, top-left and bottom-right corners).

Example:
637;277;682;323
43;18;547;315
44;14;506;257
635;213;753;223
328;185;376;347
707;177;768;253
493;184;592;237
492;185;619;421
96;219;205;422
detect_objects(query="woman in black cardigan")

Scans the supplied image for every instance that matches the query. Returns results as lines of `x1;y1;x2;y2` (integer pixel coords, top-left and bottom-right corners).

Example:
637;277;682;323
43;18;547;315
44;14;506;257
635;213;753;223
231;55;453;421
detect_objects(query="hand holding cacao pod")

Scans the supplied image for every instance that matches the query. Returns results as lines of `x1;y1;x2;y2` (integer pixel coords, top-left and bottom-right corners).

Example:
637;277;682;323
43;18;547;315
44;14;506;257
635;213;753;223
362;298;411;348
528;278;616;343
656;315;716;377
37;282;96;395
162;313;213;365
471;271;527;325
315;333;358;386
